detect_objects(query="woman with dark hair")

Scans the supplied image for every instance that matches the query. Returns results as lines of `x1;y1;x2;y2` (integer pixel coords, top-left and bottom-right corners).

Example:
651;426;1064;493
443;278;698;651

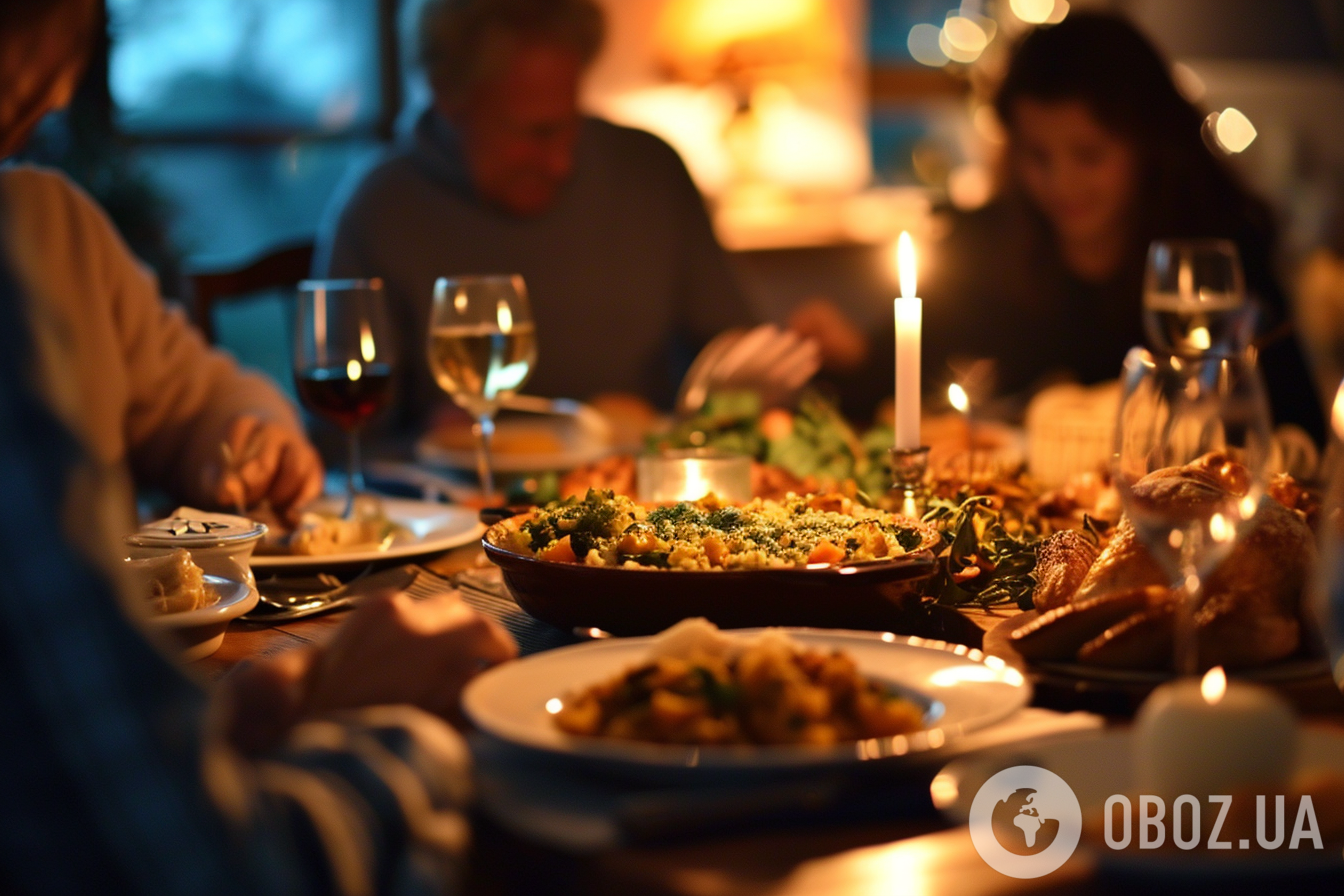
913;12;1324;441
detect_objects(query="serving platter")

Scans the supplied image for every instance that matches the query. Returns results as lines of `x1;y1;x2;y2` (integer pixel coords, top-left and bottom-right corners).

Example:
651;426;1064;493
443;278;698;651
983;610;1337;713
251;497;483;573
482;514;949;636
463;628;1030;779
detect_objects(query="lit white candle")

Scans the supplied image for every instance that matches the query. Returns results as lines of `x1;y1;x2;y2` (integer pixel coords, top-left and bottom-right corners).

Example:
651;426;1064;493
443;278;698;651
894;232;922;450
1133;666;1297;801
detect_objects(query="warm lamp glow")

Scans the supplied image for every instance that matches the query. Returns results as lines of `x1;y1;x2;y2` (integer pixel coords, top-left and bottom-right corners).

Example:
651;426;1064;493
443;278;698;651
1201;666;1227;705
656;0;842;83
897;231;918;299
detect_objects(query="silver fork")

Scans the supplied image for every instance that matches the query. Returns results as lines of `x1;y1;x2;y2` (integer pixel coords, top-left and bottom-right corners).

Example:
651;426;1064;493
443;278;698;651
249;568;373;621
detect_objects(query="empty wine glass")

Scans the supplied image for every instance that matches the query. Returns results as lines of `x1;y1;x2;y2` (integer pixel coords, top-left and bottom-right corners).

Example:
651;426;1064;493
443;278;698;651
427;275;537;497
1112;347;1273;674
294;279;396;516
1143;238;1254;357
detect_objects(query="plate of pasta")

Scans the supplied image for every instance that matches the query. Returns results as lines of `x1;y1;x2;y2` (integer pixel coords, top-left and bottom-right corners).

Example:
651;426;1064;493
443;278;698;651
251;496;483;571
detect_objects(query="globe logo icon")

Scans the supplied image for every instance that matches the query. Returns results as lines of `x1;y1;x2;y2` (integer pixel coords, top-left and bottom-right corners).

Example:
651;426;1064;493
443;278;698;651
969;766;1082;879
990;787;1061;855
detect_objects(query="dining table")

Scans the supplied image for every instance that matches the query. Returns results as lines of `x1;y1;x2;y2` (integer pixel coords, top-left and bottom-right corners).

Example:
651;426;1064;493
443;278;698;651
198;540;1344;896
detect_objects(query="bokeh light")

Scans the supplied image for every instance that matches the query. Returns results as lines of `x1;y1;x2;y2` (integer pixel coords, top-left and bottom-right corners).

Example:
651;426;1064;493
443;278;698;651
942;16;988;55
1009;0;1055;24
907;23;949;67
1206;107;1257;153
1045;0;1070;24
939;22;983;64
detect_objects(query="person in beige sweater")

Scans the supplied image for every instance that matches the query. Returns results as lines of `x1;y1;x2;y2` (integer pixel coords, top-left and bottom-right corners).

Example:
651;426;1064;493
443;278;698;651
2;1;321;520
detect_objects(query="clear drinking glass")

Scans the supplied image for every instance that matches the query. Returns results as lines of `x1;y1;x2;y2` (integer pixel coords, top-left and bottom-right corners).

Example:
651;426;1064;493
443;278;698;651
1143;238;1253;357
427;275;537;496
293;279;396;515
1112;347;1273;674
1311;381;1344;694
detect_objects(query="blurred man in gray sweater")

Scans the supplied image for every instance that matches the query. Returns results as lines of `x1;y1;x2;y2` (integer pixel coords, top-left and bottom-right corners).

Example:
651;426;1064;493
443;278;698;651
315;0;759;428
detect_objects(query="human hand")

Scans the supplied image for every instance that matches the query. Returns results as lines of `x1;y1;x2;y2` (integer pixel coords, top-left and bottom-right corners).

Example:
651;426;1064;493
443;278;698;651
218;646;318;754
787;297;868;372
217;590;516;753
303;589;517;723
679;324;821;414
213;415;324;525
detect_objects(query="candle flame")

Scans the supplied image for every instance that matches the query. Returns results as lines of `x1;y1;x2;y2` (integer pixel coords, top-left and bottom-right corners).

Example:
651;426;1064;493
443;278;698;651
545;698;563;714
1201;666;1227;705
346;358;363;381
897;231;917;299
1332;381;1344;440
359;321;376;362
496;299;514;334
948;383;969;413
1209;512;1230;542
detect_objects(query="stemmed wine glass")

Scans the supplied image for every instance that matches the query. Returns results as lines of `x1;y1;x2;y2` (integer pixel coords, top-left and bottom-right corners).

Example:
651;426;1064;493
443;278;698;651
294;279;396;516
1112;347;1274;675
427;275;537;497
1143;238;1253;357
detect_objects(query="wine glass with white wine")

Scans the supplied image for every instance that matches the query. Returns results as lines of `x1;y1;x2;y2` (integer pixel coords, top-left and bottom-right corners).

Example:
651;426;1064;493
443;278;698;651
1143;238;1253;358
1112;347;1274;675
427;275;537;497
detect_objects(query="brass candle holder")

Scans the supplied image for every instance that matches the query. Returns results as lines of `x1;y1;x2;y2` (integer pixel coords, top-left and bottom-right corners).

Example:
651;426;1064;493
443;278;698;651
888;446;931;518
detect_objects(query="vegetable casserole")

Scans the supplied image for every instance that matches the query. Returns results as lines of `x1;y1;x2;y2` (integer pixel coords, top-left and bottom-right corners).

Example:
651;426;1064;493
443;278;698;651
497;489;929;570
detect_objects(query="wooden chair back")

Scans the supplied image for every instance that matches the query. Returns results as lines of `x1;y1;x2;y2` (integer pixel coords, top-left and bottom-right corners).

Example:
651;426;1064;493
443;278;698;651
188;242;314;343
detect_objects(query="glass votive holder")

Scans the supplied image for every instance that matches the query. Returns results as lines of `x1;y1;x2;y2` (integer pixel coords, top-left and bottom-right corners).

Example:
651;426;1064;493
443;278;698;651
636;449;752;504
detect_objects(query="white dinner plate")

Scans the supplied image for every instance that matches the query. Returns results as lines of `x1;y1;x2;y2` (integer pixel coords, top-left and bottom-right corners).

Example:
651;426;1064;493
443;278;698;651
463;629;1031;778
251;497;483;571
415;403;613;473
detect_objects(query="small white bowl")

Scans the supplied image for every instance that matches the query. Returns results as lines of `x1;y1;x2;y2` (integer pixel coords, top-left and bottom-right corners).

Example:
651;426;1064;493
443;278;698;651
125;508;266;594
142;574;257;661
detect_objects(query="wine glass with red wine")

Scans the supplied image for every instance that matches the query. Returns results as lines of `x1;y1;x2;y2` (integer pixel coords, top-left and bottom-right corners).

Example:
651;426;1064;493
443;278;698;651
294;279;395;515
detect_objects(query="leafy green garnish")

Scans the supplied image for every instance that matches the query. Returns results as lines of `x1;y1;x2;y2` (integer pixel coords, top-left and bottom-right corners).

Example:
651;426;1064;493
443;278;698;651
921;495;1038;609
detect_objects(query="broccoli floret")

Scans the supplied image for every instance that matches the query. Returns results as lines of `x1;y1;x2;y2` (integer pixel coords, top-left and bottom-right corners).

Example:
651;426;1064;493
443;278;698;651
646;502;704;527
705;506;746;532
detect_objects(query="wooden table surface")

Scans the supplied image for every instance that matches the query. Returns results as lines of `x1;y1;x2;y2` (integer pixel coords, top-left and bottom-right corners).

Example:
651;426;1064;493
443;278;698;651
200;547;1344;895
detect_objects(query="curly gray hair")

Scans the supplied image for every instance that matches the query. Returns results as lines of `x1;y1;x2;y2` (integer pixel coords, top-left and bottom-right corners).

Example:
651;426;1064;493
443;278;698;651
417;0;605;105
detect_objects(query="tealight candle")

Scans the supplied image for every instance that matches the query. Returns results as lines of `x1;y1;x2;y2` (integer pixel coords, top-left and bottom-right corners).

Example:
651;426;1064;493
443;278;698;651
894;232;922;450
1133;666;1298;801
636;450;752;504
